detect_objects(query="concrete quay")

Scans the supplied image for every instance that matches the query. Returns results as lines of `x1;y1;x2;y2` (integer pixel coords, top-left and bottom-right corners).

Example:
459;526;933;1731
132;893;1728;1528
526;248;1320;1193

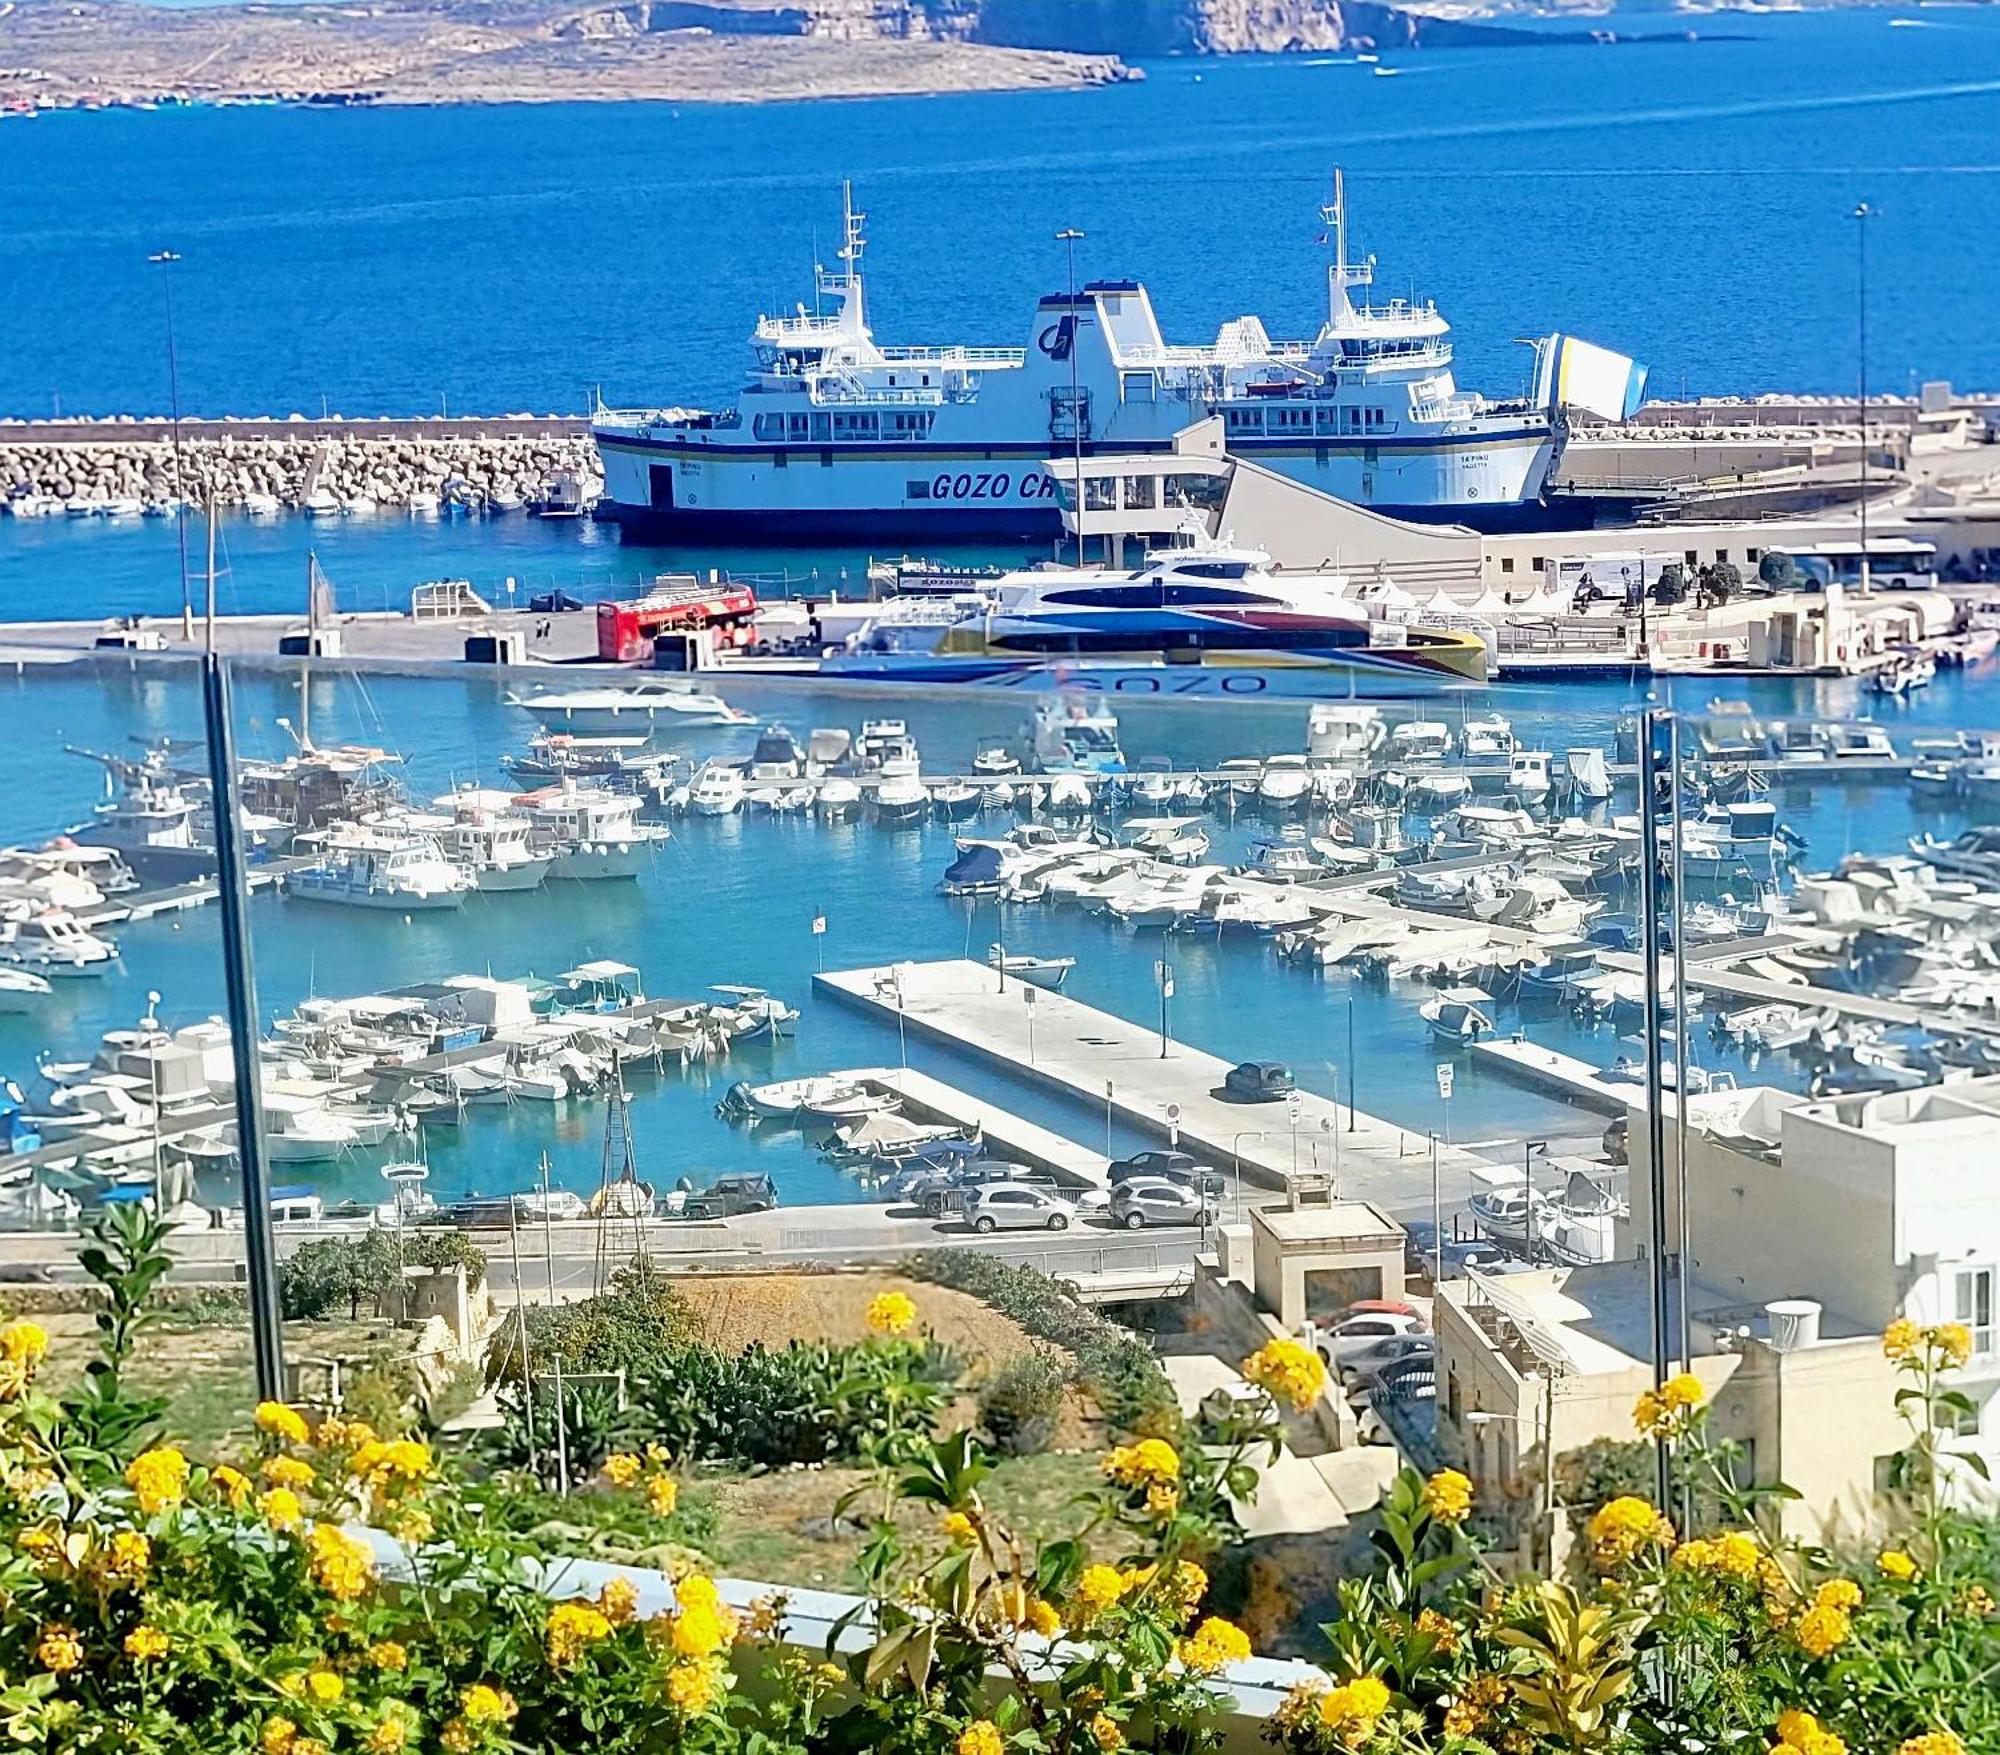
813;958;1480;1208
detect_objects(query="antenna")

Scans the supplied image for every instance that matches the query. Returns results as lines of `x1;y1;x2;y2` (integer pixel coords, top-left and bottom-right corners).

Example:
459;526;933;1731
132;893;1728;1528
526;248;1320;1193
590;1060;646;1296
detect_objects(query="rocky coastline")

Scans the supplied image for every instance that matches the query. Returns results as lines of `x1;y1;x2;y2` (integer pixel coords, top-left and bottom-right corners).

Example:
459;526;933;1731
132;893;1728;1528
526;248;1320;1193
0;424;601;515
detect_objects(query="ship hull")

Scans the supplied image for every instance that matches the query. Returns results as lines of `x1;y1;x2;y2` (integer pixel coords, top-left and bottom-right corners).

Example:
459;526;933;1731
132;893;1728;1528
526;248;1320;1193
759;651;1486;697
593;426;1558;539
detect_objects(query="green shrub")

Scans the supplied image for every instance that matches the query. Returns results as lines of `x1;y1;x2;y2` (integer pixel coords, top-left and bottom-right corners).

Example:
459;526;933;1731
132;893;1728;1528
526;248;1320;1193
482;1253;701;1389
903;1249;1179;1434
978;1347;1068;1456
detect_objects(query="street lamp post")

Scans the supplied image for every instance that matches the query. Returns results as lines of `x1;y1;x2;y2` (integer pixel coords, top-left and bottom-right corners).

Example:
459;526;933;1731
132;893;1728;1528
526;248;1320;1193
1853;201;1874;592
1055;227;1085;568
148;249;192;640
1429;1131;1443;1288
1155;959;1173;1059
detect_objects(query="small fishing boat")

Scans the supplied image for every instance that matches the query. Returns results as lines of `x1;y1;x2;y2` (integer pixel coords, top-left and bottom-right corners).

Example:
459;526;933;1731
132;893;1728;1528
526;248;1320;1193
1420;986;1495;1048
988;946;1075;990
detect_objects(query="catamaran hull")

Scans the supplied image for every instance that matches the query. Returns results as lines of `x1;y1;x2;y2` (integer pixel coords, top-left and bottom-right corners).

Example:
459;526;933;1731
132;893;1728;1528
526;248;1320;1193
766;649;1485;696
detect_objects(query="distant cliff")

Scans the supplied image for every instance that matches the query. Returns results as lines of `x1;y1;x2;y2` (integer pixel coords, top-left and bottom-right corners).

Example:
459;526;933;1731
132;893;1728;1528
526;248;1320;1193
556;0;1562;55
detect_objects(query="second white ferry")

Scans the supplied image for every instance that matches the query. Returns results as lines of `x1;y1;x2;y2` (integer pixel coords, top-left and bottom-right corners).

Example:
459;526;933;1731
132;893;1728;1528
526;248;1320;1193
593;180;1644;539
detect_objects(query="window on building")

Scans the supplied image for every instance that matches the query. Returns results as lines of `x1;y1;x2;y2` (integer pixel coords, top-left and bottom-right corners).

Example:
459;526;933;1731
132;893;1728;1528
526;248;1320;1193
1956;1266;1996;1357
1950;1389;1989;1440
1500;557;1515;575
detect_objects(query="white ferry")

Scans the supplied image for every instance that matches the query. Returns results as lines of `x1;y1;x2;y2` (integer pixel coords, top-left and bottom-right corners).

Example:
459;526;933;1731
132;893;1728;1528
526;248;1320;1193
593;180;1643;540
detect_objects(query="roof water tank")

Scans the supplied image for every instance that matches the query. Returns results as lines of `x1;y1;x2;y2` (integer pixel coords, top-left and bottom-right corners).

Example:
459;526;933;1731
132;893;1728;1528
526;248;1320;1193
1766;1299;1822;1353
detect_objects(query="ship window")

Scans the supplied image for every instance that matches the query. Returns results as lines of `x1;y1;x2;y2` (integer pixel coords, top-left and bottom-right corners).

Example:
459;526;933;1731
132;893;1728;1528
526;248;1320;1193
752;413;785;441
907;479;932;501
1084;477;1116;512
1226;408;1264;432
1316;407;1341;431
810;414;831;442
1365;408;1385;429
1343;408;1362;433
789;415;809;440
1122;475;1156;510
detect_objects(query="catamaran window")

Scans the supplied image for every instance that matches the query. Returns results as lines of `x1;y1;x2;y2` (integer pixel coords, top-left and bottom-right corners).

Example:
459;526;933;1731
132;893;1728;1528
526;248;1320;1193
1122;476;1157;510
1343;408;1362;433
1364;408;1386;430
752;413;785;441
907;479;932;500
1176;561;1252;580
1084;477;1117;512
1224;408;1264;433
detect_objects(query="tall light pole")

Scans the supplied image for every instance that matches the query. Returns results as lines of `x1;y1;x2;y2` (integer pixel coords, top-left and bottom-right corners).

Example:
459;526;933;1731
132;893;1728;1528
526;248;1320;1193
1056;227;1085;568
149;250;193;641
1852;202;1874;593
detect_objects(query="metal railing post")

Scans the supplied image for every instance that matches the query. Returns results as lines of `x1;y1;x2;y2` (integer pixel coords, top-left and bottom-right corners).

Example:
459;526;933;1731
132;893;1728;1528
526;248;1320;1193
202;653;285;1402
1637;707;1673;1509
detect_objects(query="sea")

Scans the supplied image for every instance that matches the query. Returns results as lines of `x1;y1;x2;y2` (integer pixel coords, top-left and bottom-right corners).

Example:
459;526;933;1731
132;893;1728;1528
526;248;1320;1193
3;6;1999;1216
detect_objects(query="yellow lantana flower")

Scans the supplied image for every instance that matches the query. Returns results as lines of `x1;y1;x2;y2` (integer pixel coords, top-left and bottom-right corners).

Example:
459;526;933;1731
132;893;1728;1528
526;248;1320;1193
1242;1336;1328;1412
1421;1468;1474;1526
125;1446;190;1515
256;1402;311;1445
865;1289;917;1335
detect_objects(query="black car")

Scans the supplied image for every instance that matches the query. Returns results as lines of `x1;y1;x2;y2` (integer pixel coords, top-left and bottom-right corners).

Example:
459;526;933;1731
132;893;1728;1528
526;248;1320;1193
1109;1150;1199;1186
1222;1060;1295;1102
682;1174;778;1220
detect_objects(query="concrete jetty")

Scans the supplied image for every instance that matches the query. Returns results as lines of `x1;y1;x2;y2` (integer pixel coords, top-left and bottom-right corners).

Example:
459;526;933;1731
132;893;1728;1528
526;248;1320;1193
832;1064;1111;1189
1471;1037;1634;1114
813;958;1479;1209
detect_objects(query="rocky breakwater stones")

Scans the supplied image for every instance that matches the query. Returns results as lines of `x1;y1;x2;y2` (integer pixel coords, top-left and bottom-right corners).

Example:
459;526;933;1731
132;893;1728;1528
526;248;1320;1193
0;432;601;513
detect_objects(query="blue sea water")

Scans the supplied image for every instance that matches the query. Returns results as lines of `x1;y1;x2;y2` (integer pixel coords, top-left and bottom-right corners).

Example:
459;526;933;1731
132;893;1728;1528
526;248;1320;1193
4;8;2000;423
1;661;1991;1215
5;11;2000;1220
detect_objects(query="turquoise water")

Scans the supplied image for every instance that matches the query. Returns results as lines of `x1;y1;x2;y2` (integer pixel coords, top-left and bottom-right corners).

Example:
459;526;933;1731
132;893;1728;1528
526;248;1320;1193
3;661;1991;1212
4;9;2000;421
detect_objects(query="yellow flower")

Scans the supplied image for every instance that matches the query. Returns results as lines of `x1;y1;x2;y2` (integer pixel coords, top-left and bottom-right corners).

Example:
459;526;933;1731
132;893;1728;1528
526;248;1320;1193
0;1319;49;1370
261;1717;299;1755
1777;1711;1822;1746
37;1623;83;1673
1415;1606;1460;1654
1074;1563;1126;1614
256;1402;311;1445
1167;1559;1208;1622
392;1507;434;1545
262;1455;316;1493
1444;1674;1508;1738
304;1669;344;1704
459;1684;517;1726
603;1452;642;1488
1101;1437;1181;1488
1318;1674;1393;1733
1023;1596;1063;1639
547;1599;615;1666
665;1659;724;1715
1634;1371;1706;1438
1673;1530;1760;1581
364;1706;416;1755
124;1624;170;1662
1242;1336;1329;1412
1088;1712;1124;1752
439;1723;473;1755
1878;1549;1919;1582
125;1445;190;1515
1883;1317;1922;1360
597;1575;641;1626
865;1289;917;1335
1795;1602;1851;1658
213;1464;253;1508
1933;1323;1973;1369
670;1598;738;1659
1421;1468;1474;1527
260;1487;304;1530
957;1720;1004;1755
1960;1584;1996;1618
370;1641;409;1671
1145;1479;1180;1520
308;1522;376;1601
647;1474;680;1518
1815;1578;1862;1613
941;1510;977;1545
1587;1495;1673;1568
1176;1615;1251;1674
102;1527;152;1584
1897;1736;1967;1755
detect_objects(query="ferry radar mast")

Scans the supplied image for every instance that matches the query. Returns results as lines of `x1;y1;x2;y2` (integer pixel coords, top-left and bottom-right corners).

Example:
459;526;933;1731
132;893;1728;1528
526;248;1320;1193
1320;168;1376;330
814;179;869;341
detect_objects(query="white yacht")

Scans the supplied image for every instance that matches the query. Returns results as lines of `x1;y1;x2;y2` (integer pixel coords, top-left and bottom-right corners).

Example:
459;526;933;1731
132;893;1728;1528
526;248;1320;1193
592;179;1642;539
429;789;555;892
518;781;667;878
509;681;748;736
0;913;120;975
0;967;52;1012
688;762;746;818
285;832;473;910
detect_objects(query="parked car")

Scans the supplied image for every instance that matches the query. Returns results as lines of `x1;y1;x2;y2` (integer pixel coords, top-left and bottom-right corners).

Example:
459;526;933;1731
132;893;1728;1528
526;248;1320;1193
1354;1352;1439;1405
681;1173;777;1220
1109;1150;1222;1197
1222;1060;1295;1102
921;1163;1052;1219
1312;1309;1427;1370
966;1185;1078;1233
1402;1221;1513;1278
1109;1177;1217;1230
1339;1334;1437;1391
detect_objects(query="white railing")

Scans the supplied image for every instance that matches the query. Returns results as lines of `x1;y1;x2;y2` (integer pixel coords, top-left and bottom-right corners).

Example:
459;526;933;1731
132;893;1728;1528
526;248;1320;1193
878;345;1026;367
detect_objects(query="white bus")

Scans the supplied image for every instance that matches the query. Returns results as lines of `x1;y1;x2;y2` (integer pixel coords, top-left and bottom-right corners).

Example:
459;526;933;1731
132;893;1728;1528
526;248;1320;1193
1769;539;1939;593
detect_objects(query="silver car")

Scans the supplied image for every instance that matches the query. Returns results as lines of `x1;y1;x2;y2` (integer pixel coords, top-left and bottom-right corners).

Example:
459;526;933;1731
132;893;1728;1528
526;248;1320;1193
966;1185;1078;1233
1110;1177;1217;1230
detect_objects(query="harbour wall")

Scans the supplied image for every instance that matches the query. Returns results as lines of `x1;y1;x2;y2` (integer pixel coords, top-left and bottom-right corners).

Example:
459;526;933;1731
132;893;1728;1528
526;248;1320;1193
0;416;597;511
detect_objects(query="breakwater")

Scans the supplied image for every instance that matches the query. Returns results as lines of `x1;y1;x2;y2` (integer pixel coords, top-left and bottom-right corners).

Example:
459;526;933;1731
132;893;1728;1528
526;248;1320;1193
0;416;598;513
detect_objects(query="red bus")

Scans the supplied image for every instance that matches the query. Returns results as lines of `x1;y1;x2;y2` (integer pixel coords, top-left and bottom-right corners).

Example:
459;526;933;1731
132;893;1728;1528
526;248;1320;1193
595;577;760;663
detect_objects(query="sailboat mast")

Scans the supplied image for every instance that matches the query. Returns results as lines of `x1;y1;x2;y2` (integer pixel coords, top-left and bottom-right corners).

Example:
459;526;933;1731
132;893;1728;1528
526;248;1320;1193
203;488;218;651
